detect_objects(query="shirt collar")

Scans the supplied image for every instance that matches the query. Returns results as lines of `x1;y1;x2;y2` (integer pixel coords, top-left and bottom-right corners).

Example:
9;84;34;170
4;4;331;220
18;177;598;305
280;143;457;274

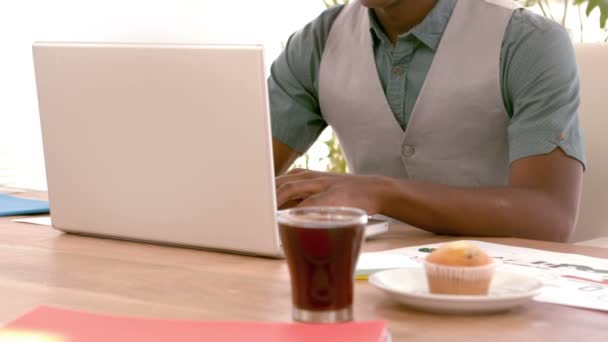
368;0;457;51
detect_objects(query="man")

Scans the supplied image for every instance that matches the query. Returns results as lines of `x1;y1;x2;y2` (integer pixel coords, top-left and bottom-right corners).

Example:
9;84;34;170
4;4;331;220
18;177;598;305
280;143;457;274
269;0;585;242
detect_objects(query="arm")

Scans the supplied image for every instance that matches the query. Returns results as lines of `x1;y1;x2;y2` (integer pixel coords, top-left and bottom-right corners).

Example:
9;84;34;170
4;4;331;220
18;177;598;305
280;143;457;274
273;138;300;176
380;148;583;242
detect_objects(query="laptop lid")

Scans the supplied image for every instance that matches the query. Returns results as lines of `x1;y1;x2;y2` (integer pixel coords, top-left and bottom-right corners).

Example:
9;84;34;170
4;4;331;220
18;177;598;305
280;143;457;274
33;42;282;257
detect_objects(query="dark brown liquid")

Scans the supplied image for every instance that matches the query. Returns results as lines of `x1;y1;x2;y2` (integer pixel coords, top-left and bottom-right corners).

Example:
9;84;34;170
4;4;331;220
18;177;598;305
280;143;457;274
279;223;364;311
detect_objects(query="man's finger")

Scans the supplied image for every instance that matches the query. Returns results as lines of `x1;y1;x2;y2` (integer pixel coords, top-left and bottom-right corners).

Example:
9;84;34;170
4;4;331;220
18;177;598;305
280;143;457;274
276;180;326;208
296;192;333;208
276;170;319;189
278;199;302;210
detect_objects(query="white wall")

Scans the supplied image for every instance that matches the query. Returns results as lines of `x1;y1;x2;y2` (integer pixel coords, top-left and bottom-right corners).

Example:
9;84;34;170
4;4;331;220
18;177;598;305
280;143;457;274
0;0;324;190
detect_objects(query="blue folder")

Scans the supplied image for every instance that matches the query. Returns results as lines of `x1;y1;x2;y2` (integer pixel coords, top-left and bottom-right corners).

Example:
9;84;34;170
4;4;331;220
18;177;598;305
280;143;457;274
0;194;50;216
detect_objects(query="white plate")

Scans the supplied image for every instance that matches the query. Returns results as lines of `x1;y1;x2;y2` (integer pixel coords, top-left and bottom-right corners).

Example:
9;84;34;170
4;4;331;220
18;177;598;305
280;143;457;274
369;267;543;314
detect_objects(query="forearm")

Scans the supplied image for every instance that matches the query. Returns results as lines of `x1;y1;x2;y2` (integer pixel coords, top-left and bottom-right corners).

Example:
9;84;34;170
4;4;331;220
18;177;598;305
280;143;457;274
378;178;575;242
272;138;300;176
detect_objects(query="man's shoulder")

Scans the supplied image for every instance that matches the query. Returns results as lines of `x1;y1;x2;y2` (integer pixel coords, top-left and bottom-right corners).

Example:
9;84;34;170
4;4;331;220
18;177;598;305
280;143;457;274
501;7;574;66
507;7;568;36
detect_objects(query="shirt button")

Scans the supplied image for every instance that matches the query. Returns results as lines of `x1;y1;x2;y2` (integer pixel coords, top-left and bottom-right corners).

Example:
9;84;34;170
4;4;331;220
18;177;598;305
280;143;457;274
402;145;415;157
393;66;402;75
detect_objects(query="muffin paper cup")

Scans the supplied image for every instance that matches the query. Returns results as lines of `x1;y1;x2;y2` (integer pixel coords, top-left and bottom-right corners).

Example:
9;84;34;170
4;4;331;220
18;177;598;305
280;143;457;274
424;260;496;295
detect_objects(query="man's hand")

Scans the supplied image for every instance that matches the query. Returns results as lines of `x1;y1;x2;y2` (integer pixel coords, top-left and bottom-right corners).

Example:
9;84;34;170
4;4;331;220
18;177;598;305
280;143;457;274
275;168;390;213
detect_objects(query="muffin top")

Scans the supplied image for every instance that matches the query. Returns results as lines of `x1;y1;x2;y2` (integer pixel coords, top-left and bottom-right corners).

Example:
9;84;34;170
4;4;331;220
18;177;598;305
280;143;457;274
425;241;493;267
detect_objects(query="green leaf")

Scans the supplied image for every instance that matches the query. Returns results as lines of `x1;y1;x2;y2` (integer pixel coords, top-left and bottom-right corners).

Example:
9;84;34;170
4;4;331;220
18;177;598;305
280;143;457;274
585;0;598;17
601;0;608;28
523;0;539;6
574;0;608;29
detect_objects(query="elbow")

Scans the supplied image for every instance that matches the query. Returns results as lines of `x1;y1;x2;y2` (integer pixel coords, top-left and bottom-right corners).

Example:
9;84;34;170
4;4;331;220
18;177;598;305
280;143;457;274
525;189;580;242
552;199;580;242
538;212;576;243
559;213;578;242
545;222;574;243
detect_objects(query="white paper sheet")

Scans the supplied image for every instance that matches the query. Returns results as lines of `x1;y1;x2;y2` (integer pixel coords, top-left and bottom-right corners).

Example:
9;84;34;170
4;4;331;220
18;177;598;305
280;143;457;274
356;252;418;278
12;216;52;226
359;241;608;311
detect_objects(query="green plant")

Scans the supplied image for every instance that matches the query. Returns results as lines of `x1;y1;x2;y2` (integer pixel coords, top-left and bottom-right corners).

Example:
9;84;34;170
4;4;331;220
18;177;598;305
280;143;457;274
323;0;350;8
520;0;608;28
324;130;347;173
575;0;608;28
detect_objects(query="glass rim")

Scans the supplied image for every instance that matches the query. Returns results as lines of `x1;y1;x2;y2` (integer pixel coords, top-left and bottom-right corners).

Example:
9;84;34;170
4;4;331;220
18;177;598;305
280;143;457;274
277;206;368;228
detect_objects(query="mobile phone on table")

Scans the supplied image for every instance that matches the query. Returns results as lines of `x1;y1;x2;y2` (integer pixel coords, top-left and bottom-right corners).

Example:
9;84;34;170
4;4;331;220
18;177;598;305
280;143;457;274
365;218;388;238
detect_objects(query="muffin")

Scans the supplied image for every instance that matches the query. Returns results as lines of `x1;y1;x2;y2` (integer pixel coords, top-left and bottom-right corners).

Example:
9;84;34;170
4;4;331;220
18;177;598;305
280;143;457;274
424;241;495;295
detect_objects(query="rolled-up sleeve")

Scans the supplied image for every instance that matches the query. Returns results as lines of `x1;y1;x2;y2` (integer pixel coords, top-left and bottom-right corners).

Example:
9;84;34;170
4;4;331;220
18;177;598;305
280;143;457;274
502;11;585;167
268;6;345;153
268;48;325;152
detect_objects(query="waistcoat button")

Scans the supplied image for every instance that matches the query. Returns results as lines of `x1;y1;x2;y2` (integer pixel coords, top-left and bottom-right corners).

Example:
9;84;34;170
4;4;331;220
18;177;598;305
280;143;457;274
402;145;415;157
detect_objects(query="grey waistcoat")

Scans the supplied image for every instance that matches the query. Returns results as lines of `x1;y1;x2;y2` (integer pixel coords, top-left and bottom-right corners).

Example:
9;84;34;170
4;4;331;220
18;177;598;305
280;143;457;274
318;0;519;187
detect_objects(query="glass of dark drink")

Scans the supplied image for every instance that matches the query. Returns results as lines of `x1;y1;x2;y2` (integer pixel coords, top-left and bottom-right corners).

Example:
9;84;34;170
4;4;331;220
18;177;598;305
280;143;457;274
277;206;368;323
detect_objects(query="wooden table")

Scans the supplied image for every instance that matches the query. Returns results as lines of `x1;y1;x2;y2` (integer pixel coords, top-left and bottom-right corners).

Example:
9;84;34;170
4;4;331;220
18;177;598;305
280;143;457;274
1;192;607;341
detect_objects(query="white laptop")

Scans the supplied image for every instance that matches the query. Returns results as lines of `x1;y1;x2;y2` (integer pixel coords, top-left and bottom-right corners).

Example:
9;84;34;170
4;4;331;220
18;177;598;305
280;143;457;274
32;42;387;258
